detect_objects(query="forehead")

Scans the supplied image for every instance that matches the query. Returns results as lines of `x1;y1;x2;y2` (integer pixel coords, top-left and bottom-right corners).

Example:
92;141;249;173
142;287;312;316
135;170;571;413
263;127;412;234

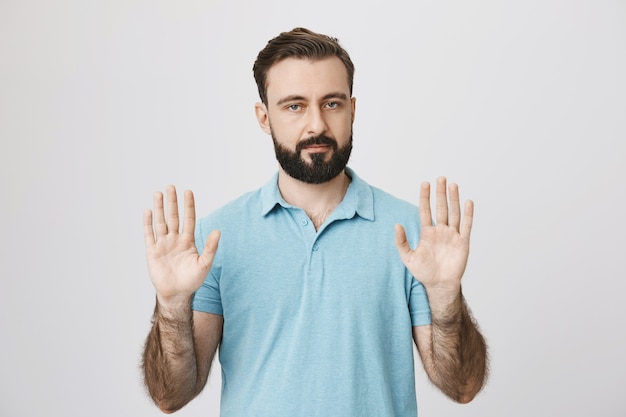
265;57;350;103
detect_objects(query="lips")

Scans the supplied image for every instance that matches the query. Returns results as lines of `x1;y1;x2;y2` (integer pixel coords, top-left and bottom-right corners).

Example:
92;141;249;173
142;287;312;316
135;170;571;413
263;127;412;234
296;135;338;153
304;144;331;153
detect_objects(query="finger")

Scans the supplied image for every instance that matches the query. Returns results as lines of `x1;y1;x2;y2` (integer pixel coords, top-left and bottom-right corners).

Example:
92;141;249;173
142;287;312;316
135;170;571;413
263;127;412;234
199;230;221;270
153;191;168;237
460;199;474;239
448;182;461;231
143;209;155;248
435;176;448;226
165;184;179;234
182;190;196;238
419;182;433;229
394;224;411;255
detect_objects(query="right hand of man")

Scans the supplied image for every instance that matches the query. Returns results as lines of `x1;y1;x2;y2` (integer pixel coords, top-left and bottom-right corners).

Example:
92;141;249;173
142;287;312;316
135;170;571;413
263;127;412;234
144;185;220;308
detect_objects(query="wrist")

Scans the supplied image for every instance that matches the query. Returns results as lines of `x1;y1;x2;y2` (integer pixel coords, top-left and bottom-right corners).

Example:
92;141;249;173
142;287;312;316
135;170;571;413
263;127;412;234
155;293;193;319
427;287;463;324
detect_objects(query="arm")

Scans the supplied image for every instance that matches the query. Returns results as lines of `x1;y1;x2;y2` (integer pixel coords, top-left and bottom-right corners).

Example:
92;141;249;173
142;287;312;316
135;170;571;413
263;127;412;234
395;177;488;403
141;185;222;413
143;302;223;413
413;299;487;403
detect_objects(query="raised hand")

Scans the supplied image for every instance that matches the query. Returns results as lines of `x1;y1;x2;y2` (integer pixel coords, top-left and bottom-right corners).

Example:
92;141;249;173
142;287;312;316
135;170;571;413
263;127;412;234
394;177;473;302
144;185;220;306
396;178;487;401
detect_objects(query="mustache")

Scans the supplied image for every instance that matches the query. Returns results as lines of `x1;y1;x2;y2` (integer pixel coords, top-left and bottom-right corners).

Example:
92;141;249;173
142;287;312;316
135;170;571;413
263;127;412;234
295;135;338;152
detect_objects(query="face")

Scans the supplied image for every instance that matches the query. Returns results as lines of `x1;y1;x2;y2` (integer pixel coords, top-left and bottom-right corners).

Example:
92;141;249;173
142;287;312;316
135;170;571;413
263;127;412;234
255;57;356;184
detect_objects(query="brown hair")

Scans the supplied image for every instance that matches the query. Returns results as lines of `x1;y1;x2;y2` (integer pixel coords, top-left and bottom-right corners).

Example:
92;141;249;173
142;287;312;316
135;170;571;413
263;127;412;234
253;27;355;105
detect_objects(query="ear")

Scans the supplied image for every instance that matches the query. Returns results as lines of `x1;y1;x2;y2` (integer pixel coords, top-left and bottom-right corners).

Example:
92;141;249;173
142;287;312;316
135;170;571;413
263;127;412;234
254;102;272;135
351;96;357;123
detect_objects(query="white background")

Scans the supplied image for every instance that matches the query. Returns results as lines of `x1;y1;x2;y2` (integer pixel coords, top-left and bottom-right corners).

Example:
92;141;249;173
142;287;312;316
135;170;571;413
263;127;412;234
1;0;625;416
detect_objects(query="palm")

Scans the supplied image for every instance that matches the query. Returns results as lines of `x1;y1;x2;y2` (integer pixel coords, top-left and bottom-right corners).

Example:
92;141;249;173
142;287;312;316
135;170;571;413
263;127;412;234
395;178;473;293
404;223;469;290
144;186;220;301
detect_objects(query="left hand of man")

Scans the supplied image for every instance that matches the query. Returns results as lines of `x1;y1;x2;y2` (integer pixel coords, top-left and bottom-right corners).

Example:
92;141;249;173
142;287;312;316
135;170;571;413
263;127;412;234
394;177;473;309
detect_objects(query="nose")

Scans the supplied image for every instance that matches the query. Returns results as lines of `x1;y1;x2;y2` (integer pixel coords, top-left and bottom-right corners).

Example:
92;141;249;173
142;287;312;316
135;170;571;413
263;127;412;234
305;106;328;136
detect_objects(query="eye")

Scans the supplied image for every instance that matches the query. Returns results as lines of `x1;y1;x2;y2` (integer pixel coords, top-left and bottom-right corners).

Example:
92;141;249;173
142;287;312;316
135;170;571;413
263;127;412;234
325;101;340;109
287;104;301;111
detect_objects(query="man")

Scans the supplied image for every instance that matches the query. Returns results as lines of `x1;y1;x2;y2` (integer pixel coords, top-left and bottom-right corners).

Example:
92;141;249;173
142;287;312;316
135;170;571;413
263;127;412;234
142;27;487;416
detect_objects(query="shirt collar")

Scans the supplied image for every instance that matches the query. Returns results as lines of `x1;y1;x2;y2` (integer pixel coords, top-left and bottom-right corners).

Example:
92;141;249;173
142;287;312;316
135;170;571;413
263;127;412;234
260;167;375;221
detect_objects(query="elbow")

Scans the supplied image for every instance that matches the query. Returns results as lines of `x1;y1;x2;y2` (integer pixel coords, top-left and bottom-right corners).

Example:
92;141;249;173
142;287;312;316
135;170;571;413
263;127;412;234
145;382;198;413
158;406;177;415
143;371;196;413
155;399;184;414
435;383;481;405
453;380;486;404
456;392;476;404
147;389;189;414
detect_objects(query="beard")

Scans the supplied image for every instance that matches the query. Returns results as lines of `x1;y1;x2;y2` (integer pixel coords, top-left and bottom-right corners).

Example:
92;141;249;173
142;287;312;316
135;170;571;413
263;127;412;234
272;132;353;184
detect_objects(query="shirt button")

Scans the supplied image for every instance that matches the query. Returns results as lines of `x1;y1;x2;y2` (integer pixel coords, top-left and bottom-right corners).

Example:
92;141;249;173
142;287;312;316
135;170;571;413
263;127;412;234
312;244;319;251
300;218;308;226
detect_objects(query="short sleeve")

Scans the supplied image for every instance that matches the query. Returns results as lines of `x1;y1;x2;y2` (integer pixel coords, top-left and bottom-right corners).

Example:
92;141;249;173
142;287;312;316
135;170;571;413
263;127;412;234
191;218;223;315
408;277;431;326
192;271;223;314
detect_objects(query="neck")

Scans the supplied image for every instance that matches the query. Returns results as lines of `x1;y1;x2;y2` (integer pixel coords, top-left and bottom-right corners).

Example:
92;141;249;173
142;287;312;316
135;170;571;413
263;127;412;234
278;168;351;229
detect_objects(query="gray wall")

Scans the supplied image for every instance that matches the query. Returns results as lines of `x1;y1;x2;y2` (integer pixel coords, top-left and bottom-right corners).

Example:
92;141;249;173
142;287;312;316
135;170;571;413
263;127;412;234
1;0;624;416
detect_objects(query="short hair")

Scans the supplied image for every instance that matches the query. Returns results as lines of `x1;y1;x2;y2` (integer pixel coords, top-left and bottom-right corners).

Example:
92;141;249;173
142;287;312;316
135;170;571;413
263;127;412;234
253;27;355;105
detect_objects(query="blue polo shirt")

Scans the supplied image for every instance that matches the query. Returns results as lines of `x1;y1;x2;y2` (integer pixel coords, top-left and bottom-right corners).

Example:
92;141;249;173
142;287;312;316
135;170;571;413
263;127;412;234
193;168;431;417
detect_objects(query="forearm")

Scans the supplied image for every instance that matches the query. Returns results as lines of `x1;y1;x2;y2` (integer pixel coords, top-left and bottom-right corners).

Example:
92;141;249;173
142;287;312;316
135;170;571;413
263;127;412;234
142;296;203;413
424;292;488;403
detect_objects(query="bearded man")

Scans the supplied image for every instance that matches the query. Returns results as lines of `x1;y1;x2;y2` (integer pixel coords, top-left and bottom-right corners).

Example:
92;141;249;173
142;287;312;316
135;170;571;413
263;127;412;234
142;27;488;417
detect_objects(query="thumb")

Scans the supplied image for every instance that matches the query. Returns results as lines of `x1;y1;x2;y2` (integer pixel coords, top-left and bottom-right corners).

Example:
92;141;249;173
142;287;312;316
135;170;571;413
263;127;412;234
199;230;221;269
394;224;411;256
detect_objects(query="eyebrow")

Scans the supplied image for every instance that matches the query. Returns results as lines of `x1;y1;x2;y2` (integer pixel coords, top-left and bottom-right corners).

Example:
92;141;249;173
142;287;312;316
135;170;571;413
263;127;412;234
275;92;349;106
